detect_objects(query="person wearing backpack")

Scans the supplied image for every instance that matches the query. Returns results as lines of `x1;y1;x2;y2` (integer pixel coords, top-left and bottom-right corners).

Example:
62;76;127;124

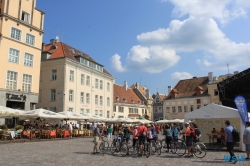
224;120;237;164
171;124;179;142
137;122;148;157
182;122;192;158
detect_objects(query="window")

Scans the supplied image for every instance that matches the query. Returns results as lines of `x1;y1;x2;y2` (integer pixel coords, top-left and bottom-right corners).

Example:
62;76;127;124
51;69;57;80
158;107;162;112
50;89;56;101
107;82;110;92
21;11;30;23
178;106;182;112
70;70;74;82
100;96;103;106
8;48;19;63
118;107;124;113
155;97;160;103
24;53;33;67
107;111;110;118
86;76;90;86
86;93;90;104
86;109;90;113
26;33;35;46
113;106;116;112
69;90;73;102
68;108;73;112
197;105;201;109
172;107;176;113
22;74;32;92
99;110;103;117
190;105;194;112
107;97;110;107
214;89;218;96
154;107;158;113
80;92;84;103
118;116;124;118
80;109;84;115
95;110;98;115
129;108;138;114
11;27;21;40
142;109;144;114
166;107;170;113
100;80;103;89
95;95;98;105
95;79;98;88
6;71;17;90
81;74;85;85
184;106;188;112
197;99;201;104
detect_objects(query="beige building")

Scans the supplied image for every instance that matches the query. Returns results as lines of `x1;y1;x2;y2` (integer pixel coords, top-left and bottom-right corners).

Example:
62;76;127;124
0;0;44;114
113;82;147;119
163;76;210;120
207;72;235;105
37;39;115;118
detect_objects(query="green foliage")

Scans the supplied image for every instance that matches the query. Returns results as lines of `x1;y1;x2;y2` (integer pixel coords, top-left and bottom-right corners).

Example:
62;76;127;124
15;125;24;130
0;124;8;130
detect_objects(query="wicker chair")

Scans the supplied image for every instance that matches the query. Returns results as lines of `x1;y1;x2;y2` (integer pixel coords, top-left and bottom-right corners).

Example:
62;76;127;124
41;129;50;139
0;130;11;140
57;129;64;138
73;129;79;137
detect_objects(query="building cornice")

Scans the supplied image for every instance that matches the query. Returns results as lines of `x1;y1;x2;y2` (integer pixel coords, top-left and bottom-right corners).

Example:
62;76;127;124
164;95;210;101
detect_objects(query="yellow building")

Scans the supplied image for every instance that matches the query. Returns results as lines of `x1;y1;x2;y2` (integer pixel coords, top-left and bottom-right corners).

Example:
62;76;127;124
0;0;44;114
207;72;234;105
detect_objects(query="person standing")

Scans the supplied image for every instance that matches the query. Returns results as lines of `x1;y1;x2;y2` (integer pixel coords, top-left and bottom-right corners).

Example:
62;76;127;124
107;125;113;141
93;123;102;154
69;122;73;138
243;122;250;160
137;122;148;157
224;120;237;164
182;122;192;158
132;125;138;148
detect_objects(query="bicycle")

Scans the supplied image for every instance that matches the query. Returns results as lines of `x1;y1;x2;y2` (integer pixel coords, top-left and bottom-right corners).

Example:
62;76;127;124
99;136;109;154
142;140;151;158
149;135;161;155
189;138;207;158
110;135;128;156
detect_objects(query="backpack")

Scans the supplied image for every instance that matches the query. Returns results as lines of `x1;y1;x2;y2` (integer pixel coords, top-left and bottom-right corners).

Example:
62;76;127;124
232;127;240;142
141;127;146;138
189;127;196;137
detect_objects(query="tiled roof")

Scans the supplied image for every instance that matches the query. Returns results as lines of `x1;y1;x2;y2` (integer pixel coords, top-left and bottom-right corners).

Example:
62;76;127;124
159;94;167;101
165;76;209;99
43;42;112;76
130;84;153;100
113;84;146;106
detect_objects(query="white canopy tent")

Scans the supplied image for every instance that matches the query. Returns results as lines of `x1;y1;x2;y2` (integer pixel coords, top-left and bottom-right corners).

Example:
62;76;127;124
82;113;108;122
58;111;89;121
0;106;24;118
184;103;249;151
18;109;67;120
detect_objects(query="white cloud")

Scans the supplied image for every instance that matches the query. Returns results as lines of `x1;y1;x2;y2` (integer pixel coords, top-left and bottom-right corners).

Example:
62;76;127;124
171;72;193;80
110;54;126;72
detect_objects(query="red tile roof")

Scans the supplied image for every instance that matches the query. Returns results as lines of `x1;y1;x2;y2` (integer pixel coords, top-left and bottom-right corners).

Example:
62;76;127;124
130;84;153;100
113;84;146;106
43;42;112;76
165;76;209;99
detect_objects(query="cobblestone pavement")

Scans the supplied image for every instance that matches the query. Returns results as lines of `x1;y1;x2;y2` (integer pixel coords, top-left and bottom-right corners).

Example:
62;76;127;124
0;137;249;166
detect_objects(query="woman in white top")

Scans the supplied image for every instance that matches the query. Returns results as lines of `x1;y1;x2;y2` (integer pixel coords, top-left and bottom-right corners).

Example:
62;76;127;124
147;126;153;143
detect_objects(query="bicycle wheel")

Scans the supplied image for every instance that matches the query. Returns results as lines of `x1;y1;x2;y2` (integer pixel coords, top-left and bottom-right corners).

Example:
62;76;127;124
110;142;116;154
120;143;128;157
176;142;186;156
99;141;109;153
170;142;177;154
132;142;139;156
146;143;151;158
127;139;133;149
193;143;207;158
157;146;161;155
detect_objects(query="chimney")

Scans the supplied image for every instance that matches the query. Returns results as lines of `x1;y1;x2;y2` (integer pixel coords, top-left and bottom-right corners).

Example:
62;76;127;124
145;89;150;99
124;81;128;90
168;86;172;94
50;39;55;44
135;82;139;89
42;43;46;52
55;35;60;42
208;72;213;82
234;71;239;74
171;89;178;98
196;86;204;96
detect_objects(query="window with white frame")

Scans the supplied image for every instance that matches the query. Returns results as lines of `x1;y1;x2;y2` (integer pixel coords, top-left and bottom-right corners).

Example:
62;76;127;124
95;79;98;88
166;107;170;113
107;111;110;118
172;106;176;113
26;33;35;46
118;107;124;113
70;70;74;82
107;82;110;92
22;74;32;92
24;53;33;67
190;105;194;112
95;95;98;105
86;93;90;104
113;106;116;112
178;106;182;112
107;97;110;107
129;108;138;114
21;11;30;23
100;80;103;89
100;96;103;106
95;110;98;115
51;69;57;80
11;27;21;41
81;74;85;85
184;106;188;112
142;109;144;114
80;109;84;115
68;108;73;112
50;89;56;101
8;48;19;63
86;109;90;113
69;90;74;102
6;71;17;90
80;92;84;103
86;76;90;86
99;110;103;117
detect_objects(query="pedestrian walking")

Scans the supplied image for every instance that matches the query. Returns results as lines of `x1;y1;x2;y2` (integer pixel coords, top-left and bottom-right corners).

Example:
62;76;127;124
107;125;113;141
224;120;237;164
243;122;250;160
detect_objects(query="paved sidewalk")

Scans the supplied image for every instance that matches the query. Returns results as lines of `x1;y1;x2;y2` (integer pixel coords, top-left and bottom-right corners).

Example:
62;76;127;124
0;137;249;166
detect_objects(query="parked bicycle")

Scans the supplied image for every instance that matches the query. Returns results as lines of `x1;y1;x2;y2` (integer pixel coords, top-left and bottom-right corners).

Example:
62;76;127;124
99;136;109;154
110;135;128;156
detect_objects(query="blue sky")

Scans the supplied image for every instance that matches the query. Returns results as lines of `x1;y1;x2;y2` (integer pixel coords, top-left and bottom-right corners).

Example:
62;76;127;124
37;0;250;95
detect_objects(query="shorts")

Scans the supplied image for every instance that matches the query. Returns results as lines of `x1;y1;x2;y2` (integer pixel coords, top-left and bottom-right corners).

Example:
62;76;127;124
186;136;192;147
94;136;99;145
246;144;250;152
139;136;146;145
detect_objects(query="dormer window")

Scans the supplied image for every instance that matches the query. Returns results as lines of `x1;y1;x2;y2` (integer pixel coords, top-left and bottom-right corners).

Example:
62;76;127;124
50;45;57;50
116;96;119;101
138;101;141;104
131;99;134;103
123;98;127;102
71;49;76;54
155;97;160;103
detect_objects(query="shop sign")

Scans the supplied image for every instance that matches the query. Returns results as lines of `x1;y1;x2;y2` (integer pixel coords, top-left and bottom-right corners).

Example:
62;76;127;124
6;93;26;101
